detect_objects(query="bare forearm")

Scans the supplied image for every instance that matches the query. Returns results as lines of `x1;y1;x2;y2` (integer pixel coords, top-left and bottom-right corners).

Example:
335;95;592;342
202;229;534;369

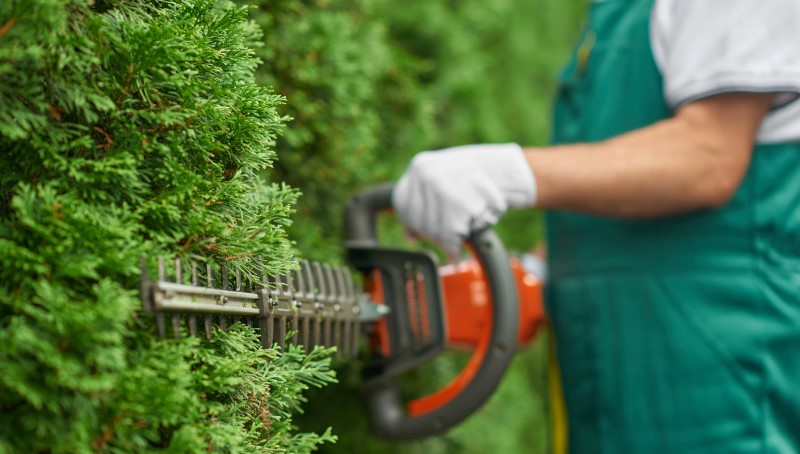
524;93;772;218
524;118;740;217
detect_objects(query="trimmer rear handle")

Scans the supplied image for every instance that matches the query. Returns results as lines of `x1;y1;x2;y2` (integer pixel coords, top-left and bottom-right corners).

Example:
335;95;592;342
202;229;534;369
344;182;394;248
345;184;519;440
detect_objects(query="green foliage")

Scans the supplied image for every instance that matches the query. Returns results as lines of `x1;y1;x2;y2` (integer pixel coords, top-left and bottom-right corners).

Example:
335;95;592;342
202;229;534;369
0;0;335;451
99;327;336;453
250;0;433;262
382;0;588;146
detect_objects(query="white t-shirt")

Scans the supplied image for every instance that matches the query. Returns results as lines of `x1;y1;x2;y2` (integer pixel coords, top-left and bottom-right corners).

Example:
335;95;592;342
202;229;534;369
650;0;800;143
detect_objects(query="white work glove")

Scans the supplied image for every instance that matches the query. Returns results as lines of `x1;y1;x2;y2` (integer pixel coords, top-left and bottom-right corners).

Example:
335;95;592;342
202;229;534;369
392;143;537;259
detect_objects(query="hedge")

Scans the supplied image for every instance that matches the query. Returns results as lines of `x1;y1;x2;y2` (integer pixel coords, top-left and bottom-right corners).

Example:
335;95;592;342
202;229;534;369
0;0;335;451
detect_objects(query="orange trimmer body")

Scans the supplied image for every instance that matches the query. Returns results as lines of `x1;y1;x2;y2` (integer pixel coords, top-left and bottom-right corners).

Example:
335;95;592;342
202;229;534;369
439;258;544;349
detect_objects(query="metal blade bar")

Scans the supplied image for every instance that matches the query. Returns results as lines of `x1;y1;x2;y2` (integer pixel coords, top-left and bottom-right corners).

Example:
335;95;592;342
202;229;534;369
141;256;381;357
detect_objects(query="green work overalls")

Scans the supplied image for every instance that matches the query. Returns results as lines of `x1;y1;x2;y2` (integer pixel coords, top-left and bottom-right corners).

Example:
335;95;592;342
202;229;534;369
546;1;800;452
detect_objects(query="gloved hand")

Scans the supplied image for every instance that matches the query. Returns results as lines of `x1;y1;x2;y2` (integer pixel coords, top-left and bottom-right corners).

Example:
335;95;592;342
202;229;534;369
392;143;537;259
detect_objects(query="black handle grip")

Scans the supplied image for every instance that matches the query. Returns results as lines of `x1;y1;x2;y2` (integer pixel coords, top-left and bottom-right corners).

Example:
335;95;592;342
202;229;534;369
346;184;519;440
345;182;394;247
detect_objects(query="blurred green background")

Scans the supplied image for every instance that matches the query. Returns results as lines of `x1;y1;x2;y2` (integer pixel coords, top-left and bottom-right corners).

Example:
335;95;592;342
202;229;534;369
248;0;589;452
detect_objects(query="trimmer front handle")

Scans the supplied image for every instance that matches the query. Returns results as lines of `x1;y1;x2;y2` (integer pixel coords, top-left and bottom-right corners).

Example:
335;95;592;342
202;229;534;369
345;184;519;440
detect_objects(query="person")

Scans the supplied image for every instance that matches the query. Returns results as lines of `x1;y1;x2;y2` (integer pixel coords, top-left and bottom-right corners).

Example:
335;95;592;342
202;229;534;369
392;0;800;452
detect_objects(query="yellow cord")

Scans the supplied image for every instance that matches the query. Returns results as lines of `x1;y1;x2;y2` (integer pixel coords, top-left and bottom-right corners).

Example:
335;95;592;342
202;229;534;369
548;324;568;454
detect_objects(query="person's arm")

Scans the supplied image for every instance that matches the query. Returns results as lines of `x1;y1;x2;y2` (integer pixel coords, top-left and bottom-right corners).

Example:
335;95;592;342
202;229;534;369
527;92;774;217
392;93;773;257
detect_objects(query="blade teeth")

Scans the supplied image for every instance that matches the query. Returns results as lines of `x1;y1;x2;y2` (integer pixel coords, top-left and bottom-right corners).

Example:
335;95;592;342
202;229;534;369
204;316;213;339
142;257;364;356
313;315;322;351
222;264;229;291
289;269;300;347
232;267;242;327
324;264;337;349
281;271;293;347
311;262;323;350
332;267;343;353
156;313;166;338
323;319;331;348
174;258;182;283
278;315;287;349
302;317;310;353
189;264;199;336
266;310;275;348
172;259;184;338
157;256;166;282
291;312;299;347
333;318;341;354
188;314;198;337
154;256;167;338
297;261;310;352
265;274;277;348
205;262;214;338
340;266;350;355
172;313;182;339
342;318;351;356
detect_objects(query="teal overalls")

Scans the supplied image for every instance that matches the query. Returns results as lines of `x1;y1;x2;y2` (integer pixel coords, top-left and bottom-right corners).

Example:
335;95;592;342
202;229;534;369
546;1;800;452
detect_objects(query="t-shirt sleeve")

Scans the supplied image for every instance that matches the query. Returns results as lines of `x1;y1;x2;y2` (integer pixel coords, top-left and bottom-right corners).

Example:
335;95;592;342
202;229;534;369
651;0;800;109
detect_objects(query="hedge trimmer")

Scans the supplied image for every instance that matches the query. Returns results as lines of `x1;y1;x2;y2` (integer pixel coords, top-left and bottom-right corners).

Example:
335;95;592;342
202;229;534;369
140;184;544;440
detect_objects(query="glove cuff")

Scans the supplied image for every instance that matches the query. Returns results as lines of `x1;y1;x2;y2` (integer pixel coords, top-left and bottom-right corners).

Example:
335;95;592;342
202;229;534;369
490;143;538;208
